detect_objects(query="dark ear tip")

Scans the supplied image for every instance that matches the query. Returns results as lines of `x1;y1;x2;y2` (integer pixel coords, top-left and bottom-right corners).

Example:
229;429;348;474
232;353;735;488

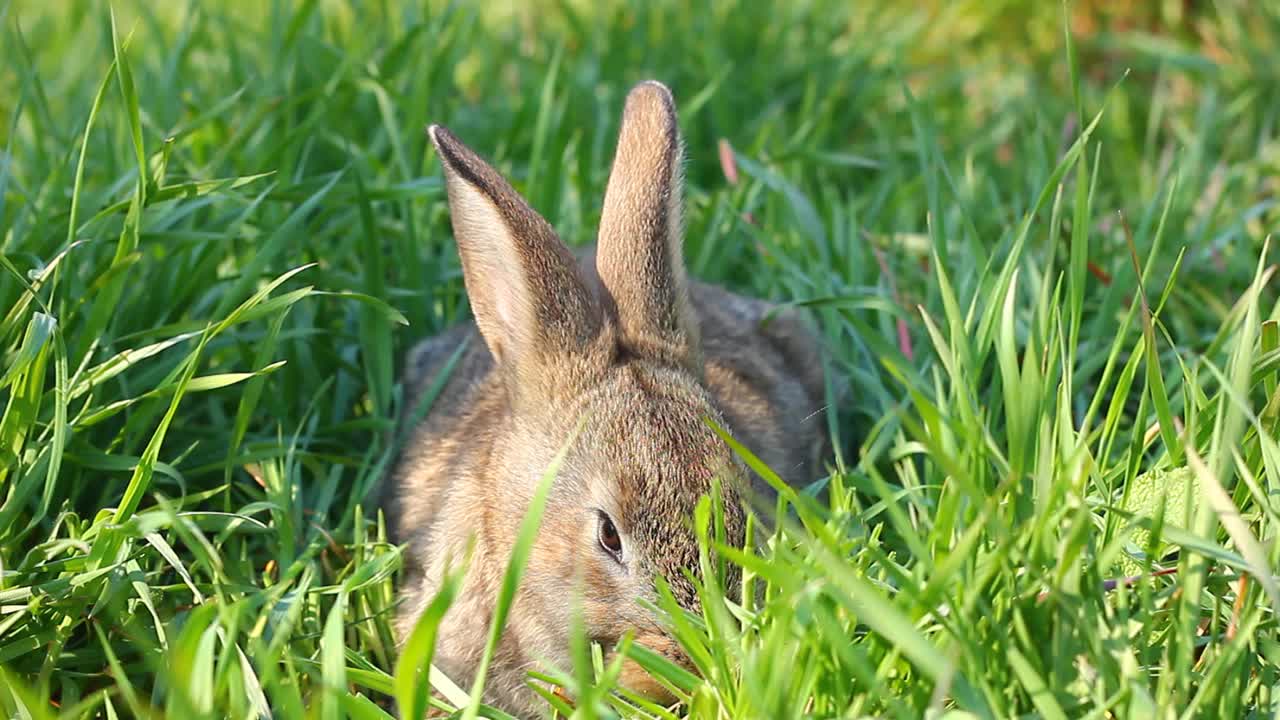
427;124;471;173
426;124;452;151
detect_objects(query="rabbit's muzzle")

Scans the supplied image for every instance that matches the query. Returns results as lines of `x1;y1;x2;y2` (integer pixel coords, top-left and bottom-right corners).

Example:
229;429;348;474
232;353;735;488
614;630;694;705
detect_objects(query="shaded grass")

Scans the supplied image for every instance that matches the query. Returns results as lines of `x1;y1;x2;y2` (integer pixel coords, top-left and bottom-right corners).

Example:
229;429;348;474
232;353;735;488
1;0;1279;717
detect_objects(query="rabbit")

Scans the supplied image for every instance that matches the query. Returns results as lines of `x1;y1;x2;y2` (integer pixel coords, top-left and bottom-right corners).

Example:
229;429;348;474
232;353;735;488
383;80;830;717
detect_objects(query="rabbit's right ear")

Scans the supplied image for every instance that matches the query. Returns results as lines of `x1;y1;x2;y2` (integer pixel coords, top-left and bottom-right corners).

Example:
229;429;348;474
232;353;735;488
595;81;700;371
428;125;602;383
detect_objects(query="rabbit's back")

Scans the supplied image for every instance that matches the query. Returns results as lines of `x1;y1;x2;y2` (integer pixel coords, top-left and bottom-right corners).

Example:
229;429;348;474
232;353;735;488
691;280;829;490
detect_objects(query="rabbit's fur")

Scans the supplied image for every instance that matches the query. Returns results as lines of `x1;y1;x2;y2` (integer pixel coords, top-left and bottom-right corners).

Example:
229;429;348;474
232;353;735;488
384;81;829;717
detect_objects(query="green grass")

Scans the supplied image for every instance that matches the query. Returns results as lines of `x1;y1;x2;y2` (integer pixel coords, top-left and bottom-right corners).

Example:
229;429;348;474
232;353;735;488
2;0;1279;717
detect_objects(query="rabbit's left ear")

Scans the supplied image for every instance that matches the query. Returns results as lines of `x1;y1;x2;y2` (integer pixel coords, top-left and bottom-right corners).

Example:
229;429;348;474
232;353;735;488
595;81;700;370
427;124;602;388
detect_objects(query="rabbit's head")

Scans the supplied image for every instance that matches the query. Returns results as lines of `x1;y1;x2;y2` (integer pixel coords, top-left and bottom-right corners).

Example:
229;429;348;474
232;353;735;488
427;81;746;698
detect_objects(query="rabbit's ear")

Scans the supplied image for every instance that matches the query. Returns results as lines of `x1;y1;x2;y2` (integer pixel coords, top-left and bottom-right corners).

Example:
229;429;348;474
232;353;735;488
428;125;602;376
595;81;700;370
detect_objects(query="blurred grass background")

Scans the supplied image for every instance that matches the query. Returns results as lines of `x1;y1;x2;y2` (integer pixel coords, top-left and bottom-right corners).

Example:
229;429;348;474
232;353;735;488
1;0;1278;717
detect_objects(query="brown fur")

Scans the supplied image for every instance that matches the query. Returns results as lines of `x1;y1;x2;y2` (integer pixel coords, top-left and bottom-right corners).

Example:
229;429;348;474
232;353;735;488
384;81;829;718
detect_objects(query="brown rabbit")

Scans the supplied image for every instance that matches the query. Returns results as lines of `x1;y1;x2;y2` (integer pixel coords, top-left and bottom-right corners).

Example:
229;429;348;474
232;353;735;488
384;80;829;717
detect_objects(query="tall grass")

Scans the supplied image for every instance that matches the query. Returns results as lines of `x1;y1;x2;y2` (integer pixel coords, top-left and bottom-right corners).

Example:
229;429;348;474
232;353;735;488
1;0;1278;717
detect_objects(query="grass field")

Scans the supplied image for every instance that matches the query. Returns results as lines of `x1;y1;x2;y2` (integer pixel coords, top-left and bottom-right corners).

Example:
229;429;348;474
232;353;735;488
2;0;1280;717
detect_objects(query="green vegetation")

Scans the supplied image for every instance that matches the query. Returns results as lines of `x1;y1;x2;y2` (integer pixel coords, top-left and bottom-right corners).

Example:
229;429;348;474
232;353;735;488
2;0;1278;717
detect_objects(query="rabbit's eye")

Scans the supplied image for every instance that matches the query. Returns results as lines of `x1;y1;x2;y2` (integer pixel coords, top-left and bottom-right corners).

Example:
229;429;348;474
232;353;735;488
597;512;623;559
